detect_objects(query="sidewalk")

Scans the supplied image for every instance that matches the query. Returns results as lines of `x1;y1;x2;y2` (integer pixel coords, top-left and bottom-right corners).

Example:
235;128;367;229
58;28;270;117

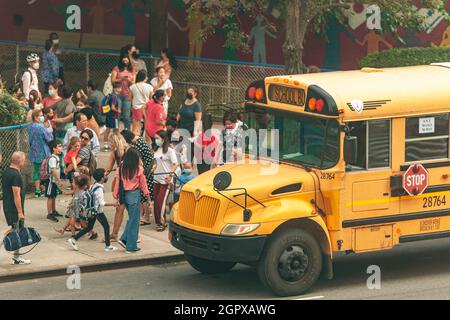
0;151;183;281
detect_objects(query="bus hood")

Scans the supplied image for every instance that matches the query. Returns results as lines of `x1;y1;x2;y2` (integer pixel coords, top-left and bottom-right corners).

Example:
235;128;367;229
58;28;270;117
184;163;316;201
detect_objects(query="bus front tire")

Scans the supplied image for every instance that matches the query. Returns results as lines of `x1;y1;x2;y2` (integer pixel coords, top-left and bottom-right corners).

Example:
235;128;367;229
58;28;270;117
257;229;322;297
185;255;237;274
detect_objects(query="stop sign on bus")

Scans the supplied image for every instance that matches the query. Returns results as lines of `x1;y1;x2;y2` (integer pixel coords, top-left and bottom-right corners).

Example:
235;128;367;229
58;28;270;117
402;164;429;196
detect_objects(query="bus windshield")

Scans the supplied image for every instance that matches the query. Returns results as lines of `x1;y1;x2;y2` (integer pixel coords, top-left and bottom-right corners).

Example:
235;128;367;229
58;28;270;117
245;106;340;169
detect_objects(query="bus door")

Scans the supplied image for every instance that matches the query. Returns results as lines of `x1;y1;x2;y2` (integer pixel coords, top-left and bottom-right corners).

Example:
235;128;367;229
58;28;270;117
342;119;398;251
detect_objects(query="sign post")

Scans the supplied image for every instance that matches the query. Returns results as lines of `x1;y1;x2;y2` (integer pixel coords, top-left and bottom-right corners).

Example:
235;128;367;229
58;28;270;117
402;164;429;196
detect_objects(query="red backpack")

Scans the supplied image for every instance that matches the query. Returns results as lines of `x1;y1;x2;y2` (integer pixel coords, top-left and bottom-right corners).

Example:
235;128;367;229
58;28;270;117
38;155;58;182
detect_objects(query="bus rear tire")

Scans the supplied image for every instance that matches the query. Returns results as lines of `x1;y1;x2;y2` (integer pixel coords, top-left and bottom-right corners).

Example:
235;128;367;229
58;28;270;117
257;229;322;297
185;255;237;274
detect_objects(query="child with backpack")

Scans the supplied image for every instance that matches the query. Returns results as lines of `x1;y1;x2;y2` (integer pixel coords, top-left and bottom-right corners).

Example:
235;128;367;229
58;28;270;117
64;136;81;189
44;140;64;222
54;173;90;237
67;168;117;252
102;82;122;151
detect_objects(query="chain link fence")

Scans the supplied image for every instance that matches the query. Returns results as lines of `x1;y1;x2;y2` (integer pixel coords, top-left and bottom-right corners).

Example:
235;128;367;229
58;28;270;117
0;124;33;198
0;40;285;119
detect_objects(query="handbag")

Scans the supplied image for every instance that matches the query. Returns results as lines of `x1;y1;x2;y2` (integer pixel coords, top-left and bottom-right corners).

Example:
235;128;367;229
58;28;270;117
3;226;41;252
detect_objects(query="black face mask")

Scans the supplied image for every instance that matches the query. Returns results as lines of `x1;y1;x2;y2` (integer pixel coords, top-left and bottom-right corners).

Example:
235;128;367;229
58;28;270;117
186;93;193;100
132;52;139;59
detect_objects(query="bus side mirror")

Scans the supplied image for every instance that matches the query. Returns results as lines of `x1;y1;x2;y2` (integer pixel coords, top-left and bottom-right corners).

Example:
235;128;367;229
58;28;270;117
344;136;358;165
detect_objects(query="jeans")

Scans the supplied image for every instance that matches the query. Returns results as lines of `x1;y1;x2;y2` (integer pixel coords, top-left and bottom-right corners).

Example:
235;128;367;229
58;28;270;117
119;96;132;130
120;189;141;251
74;213;110;247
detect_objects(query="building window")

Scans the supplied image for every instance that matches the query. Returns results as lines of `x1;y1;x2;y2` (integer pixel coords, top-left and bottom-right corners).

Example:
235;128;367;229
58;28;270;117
405;114;449;162
346;119;391;171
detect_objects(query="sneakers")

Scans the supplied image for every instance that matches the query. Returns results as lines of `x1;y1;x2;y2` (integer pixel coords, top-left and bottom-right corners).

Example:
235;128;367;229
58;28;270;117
47;213;59;222
89;232;98;240
12;257;31;265
125;248;141;254
118;240;127;249
53;211;63;217
104;245;118;252
67;238;79;251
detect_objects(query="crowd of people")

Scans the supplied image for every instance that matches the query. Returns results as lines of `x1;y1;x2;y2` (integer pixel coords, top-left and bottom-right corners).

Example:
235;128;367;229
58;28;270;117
1;32;249;265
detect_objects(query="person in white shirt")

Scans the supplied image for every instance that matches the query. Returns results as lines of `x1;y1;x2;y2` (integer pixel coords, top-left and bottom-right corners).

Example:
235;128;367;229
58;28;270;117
151;67;173;115
68;168;117;252
153;130;178;231
63;113;100;156
22;53;41;99
130;70;153;136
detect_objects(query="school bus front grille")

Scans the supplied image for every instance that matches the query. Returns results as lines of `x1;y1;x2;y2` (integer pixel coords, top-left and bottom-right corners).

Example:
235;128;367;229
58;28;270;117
179;191;221;228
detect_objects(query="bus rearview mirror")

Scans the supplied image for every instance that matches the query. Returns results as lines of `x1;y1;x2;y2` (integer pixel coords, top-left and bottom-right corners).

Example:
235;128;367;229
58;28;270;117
344;136;358;165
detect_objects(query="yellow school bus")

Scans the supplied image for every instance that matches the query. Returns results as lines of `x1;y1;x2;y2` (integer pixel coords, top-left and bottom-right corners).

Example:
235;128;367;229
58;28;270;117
169;63;450;296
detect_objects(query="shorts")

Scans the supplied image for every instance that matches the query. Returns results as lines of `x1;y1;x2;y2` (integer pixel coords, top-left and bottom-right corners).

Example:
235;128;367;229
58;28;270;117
45;181;59;199
132;108;144;121
106;115;119;129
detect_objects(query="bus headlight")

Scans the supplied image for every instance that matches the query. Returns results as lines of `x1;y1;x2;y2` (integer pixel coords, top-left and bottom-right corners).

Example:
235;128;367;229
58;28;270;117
221;223;260;236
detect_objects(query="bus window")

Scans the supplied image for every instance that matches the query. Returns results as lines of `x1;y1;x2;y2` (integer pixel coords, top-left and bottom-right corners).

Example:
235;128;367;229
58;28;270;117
346;120;391;171
405;113;449;162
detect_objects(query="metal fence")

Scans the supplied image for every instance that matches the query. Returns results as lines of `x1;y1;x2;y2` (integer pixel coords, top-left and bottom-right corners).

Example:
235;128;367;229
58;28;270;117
0;124;33;197
0;40;285;119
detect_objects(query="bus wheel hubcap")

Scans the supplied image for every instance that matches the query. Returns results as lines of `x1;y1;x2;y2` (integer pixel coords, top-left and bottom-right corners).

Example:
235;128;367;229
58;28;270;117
278;245;309;282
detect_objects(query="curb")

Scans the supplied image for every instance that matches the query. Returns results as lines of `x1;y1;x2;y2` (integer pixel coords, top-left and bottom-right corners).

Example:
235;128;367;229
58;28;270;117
0;252;185;283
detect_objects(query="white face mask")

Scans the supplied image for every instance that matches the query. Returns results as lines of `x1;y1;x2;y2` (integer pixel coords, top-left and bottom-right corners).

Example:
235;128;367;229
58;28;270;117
52;39;59;45
38;116;45;123
32;62;40;70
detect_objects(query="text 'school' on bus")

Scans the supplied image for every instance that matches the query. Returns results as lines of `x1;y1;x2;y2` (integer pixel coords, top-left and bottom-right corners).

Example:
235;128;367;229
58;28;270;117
166;63;450;296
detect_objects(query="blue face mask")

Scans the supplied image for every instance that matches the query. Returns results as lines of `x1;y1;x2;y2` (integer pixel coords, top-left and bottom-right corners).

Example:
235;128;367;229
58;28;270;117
183;169;192;175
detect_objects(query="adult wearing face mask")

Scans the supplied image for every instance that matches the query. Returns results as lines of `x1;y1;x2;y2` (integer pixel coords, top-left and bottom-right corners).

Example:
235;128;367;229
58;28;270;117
130;47;147;73
22;53;41;100
28;109;53;198
111;53;136;131
145;90;167;148
42;81;62;109
42;39;60;95
49;32;64;85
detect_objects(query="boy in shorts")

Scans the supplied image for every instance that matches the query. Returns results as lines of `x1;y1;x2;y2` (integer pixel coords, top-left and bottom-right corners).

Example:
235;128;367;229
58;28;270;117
46;140;64;222
103;82;122;151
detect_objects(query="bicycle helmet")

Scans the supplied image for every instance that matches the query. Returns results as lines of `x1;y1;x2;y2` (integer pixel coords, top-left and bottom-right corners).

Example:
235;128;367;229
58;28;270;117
26;53;40;63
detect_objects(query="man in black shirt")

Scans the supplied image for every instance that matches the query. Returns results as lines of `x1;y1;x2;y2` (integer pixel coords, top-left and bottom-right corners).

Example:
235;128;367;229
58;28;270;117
1;151;31;265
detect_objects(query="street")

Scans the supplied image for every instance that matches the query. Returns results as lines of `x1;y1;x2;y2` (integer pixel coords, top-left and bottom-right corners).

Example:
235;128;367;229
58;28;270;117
2;237;450;300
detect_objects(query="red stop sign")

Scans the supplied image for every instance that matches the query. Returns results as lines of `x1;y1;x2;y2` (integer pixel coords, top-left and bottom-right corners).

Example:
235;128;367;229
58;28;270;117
403;164;429;196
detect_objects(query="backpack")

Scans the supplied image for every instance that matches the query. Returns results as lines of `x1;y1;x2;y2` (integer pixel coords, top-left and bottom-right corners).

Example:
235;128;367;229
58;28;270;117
100;94;112;115
38;155;58;182
103;73;113;96
84;184;103;218
16;69;33;94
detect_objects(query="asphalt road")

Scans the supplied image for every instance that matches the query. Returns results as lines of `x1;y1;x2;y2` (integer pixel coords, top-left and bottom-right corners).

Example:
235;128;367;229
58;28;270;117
2;238;450;300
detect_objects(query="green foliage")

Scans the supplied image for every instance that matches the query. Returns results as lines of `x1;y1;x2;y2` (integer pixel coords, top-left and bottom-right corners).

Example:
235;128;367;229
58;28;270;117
360;46;450;68
0;93;27;127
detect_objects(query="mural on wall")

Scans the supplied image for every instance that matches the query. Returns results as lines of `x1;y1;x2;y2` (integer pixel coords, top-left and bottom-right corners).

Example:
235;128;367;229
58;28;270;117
179;2;204;62
432;26;450;47
1;0;449;70
49;0;86;31
89;0;113;34
356;30;393;55
248;15;277;65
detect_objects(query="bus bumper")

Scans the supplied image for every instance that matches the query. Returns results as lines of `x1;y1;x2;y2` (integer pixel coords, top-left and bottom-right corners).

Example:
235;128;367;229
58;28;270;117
169;222;267;263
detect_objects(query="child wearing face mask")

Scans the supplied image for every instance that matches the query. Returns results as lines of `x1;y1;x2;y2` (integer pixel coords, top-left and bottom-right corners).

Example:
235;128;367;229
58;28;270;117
173;163;196;203
22;53;41;100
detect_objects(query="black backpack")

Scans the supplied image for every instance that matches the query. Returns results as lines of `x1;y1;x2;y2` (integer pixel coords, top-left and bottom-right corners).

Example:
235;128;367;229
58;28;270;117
15;70;33;94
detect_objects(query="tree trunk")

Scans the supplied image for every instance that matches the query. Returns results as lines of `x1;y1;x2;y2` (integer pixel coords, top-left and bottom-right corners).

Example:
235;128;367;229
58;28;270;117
150;0;169;53
282;0;308;74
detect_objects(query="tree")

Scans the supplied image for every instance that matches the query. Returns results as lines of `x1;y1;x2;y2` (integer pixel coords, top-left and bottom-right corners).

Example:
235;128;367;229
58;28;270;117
195;0;449;74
